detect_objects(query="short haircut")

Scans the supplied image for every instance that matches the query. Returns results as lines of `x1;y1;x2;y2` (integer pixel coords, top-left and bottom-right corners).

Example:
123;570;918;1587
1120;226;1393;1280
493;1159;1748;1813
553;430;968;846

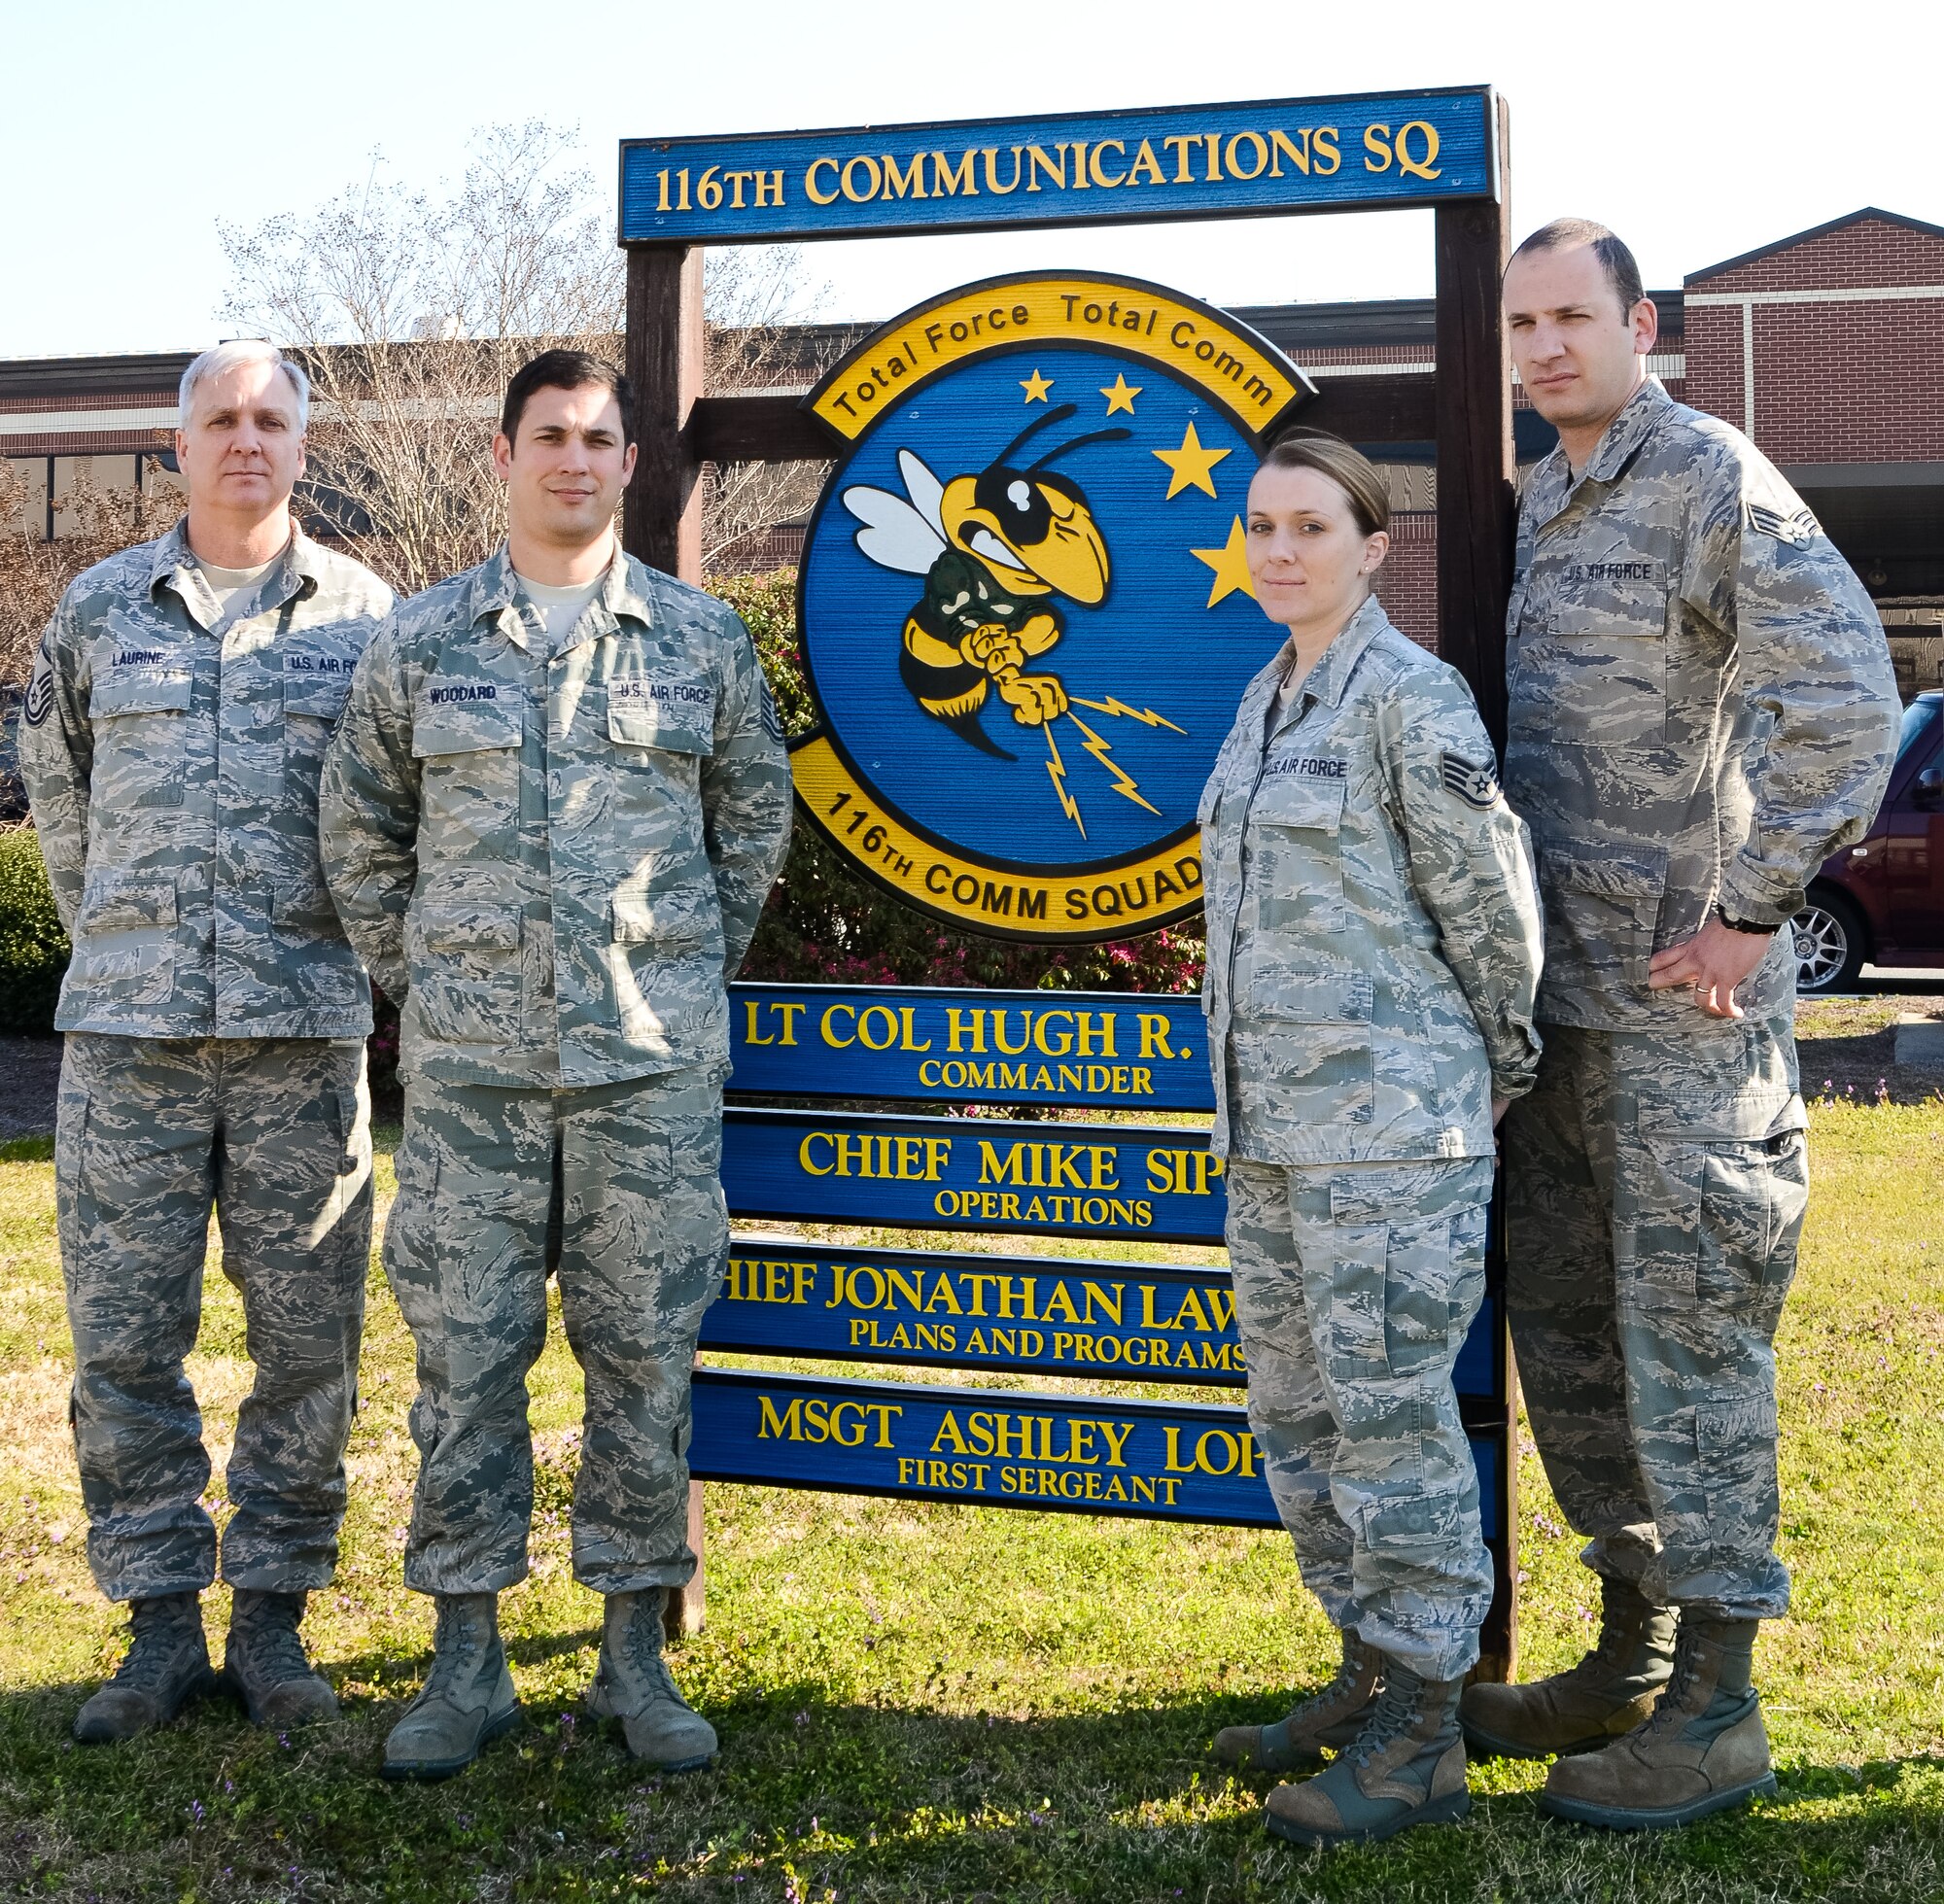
1258;429;1391;538
1508;218;1647;318
179;339;309;430
500;350;635;447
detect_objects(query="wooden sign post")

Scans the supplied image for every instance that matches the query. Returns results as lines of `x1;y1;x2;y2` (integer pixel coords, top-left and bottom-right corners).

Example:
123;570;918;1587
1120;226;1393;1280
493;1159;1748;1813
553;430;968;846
619;89;1519;1674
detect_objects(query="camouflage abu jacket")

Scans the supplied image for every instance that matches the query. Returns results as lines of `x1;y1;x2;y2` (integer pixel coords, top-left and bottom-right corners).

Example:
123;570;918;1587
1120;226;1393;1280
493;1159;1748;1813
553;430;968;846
18;519;392;1037
1200;596;1545;1163
319;544;791;1090
1505;377;1900;1030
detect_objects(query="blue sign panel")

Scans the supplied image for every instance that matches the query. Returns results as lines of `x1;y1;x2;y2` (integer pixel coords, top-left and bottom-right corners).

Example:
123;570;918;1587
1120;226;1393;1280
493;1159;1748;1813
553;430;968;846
728;983;1211;1111
620;89;1497;246
723;1106;1226;1246
704;1235;1502;1400
689;1368;1503;1539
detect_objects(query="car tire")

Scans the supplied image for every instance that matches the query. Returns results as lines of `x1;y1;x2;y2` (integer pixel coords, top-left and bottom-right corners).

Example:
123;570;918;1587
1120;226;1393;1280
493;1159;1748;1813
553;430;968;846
1792;887;1867;994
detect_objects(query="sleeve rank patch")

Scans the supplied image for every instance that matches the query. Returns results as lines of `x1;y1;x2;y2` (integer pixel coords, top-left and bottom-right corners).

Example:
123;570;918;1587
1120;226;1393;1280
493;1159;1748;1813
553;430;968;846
1747;501;1821;548
22;644;55;728
1441;752;1500;810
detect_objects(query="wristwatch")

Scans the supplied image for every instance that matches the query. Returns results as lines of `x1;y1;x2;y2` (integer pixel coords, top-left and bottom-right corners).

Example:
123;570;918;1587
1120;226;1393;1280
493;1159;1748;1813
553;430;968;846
1715;906;1778;935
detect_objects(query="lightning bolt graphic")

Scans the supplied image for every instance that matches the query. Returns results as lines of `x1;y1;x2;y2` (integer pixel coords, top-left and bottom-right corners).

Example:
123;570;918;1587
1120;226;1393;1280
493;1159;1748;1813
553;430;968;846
1042;722;1086;838
1066;711;1162;816
1069;695;1187;734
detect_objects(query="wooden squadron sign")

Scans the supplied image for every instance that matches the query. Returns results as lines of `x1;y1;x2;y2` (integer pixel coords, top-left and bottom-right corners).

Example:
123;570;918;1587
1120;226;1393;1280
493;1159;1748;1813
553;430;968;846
791;273;1313;941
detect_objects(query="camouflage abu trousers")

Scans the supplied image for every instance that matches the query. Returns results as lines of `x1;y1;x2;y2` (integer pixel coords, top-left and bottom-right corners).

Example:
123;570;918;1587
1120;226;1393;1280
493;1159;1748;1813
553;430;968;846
1505;1014;1808;1619
55;1034;372;1601
383;1069;727;1597
1226;1155;1494;1679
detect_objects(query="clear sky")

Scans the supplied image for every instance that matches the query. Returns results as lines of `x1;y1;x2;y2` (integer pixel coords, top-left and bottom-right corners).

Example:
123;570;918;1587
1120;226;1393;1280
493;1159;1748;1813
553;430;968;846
4;0;1934;360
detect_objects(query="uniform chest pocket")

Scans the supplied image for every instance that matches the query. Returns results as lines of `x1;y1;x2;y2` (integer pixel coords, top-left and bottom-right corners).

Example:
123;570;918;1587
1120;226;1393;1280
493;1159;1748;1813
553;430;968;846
283;656;355;721
412;698;523;844
1249;770;1347;936
89;668;194;810
608;675;715;758
1513;562;1669;747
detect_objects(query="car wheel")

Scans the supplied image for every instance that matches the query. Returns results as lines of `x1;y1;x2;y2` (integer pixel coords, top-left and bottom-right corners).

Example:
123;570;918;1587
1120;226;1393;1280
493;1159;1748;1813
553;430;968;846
1792;889;1866;994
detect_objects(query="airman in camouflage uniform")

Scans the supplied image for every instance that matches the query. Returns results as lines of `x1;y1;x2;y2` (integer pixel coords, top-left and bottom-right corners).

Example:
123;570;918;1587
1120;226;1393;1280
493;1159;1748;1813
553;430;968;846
1462;223;1900;1830
19;340;390;1745
321;354;790;1781
1200;553;1544;1845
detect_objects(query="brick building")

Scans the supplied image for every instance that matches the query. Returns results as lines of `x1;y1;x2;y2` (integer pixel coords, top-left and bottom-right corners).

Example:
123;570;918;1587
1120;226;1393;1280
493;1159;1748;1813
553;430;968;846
6;205;1939;686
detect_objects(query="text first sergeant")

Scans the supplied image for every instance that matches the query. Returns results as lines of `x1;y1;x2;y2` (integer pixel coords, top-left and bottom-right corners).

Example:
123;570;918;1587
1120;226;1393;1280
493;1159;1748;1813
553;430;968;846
319;350;791;1783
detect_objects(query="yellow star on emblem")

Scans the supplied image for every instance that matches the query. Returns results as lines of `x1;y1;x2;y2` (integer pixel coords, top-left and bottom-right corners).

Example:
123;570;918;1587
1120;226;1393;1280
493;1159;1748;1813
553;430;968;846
1020;368;1054;403
1191;516;1254;609
1153;420;1231;499
1099;373;1142;415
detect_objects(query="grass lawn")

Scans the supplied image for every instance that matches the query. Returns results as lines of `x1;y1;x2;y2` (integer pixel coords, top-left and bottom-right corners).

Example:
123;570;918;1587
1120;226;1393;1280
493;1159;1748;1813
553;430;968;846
1;1019;1941;1899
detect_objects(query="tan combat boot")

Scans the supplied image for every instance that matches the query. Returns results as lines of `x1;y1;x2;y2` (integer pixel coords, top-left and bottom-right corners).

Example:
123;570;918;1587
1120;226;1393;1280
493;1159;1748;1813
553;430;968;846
1540;1616;1775;1829
1213;1628;1382;1774
382;1593;521;1782
1461;1574;1675;1759
1263;1656;1470;1848
74;1593;217;1743
586;1588;717;1772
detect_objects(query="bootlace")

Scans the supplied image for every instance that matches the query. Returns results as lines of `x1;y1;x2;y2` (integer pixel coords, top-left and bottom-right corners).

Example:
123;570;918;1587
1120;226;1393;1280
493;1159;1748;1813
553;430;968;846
617;1601;680;1700
112;1602;197;1693
1635;1626;1711;1742
1289;1638;1377;1725
421;1602;492;1702
1346;1670;1429;1770
1559;1586;1649;1686
237;1612;313;1686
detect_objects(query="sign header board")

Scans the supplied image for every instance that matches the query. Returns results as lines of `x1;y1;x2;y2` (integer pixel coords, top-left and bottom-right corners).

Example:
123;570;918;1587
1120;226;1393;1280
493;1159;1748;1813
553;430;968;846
620;88;1498;246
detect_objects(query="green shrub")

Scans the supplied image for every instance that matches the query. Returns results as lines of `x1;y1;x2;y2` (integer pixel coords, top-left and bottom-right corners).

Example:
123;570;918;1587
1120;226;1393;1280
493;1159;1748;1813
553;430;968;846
711;572;1205;995
0;824;68;1034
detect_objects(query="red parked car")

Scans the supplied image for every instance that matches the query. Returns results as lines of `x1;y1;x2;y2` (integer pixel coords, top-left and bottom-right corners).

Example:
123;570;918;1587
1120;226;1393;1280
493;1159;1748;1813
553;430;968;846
1792;690;1944;993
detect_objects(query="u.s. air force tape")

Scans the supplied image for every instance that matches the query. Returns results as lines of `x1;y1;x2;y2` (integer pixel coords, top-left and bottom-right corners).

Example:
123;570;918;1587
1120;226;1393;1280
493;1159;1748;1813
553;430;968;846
1441;752;1499;810
1746;501;1820;548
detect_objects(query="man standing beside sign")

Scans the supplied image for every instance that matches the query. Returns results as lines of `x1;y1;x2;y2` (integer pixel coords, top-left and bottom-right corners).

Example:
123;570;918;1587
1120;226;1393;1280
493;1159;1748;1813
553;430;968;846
321;351;790;1780
22;340;389;1744
1463;221;1898;1829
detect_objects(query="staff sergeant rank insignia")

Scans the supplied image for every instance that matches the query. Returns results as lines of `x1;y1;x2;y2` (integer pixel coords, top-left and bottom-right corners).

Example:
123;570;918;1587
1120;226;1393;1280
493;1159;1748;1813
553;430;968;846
790;270;1314;943
1441;751;1501;810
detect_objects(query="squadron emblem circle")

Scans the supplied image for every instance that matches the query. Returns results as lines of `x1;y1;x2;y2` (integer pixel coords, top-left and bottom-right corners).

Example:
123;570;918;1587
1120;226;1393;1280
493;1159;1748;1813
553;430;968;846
791;271;1314;942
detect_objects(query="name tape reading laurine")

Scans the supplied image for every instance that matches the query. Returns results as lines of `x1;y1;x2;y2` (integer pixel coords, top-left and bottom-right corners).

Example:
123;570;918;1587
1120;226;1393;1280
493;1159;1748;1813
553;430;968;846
728;984;1211;1110
620;89;1495;245
688;1369;1504;1536
700;1236;1503;1399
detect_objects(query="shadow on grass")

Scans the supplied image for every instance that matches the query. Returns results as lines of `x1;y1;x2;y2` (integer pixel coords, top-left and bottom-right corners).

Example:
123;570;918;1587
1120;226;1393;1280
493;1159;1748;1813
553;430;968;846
0;1663;1941;1903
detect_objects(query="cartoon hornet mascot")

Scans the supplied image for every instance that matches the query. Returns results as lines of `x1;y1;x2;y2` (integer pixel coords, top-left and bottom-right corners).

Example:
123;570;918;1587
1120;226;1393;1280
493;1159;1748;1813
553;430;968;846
843;404;1129;759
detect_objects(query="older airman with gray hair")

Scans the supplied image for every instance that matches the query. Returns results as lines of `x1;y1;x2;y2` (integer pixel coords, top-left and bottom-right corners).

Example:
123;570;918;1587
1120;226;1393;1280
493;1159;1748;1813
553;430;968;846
18;337;393;1744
